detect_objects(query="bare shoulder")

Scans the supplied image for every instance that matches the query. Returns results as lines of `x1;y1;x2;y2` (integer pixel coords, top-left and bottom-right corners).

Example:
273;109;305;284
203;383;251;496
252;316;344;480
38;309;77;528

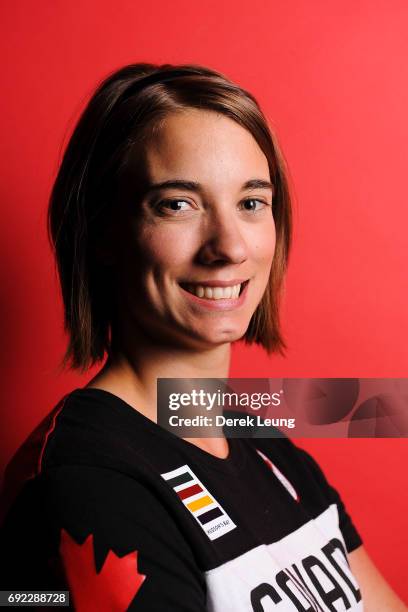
348;546;407;611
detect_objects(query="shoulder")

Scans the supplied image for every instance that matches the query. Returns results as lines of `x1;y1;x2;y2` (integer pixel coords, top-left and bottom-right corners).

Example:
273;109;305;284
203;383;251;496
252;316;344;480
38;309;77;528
247;436;343;511
247;436;363;553
0;388;157;524
247;435;325;482
40;464;189;546
30;387;158;475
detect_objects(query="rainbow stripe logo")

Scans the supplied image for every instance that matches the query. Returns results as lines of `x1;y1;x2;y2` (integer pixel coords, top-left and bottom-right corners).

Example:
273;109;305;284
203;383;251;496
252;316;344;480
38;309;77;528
161;464;236;540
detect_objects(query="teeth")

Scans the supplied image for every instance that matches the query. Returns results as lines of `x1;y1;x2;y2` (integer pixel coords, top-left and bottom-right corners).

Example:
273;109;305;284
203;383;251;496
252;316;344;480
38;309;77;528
185;283;243;300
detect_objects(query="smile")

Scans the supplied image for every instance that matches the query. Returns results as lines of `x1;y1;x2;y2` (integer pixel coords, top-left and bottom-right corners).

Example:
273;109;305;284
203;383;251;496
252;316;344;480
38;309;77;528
182;283;243;300
178;279;250;310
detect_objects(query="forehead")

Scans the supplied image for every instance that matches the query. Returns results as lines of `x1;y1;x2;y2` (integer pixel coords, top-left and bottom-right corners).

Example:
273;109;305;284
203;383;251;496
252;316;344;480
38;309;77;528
143;109;270;187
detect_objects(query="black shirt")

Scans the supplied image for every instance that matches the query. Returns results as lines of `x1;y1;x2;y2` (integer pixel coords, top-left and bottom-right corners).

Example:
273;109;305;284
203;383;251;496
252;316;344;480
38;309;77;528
0;387;363;611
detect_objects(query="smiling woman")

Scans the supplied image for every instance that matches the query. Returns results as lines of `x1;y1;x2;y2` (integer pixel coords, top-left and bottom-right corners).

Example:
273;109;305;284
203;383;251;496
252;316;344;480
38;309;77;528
110;108;278;353
47;65;292;370
0;63;406;611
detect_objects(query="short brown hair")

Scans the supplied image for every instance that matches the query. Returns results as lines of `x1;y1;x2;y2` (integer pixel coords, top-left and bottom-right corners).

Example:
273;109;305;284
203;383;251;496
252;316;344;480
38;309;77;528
47;63;293;374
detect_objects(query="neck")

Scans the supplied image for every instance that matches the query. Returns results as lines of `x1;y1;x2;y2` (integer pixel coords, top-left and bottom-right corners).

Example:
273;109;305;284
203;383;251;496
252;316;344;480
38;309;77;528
86;325;231;421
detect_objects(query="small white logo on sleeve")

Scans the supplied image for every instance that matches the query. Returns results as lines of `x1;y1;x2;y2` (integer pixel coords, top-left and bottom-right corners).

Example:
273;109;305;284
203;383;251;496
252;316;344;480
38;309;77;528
256;449;299;501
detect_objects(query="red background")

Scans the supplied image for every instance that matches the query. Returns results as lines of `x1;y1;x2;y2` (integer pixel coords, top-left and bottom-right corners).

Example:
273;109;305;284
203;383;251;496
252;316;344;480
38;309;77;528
1;0;407;598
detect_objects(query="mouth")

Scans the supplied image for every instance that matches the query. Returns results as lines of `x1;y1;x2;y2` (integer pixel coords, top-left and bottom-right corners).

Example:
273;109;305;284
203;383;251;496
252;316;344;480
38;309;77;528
179;280;249;300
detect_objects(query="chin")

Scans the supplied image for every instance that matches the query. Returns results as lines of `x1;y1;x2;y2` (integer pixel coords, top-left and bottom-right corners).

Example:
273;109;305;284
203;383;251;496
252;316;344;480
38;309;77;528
196;324;248;347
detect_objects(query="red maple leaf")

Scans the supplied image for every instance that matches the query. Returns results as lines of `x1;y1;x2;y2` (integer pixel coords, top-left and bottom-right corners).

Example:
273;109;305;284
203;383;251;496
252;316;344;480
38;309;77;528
59;528;146;611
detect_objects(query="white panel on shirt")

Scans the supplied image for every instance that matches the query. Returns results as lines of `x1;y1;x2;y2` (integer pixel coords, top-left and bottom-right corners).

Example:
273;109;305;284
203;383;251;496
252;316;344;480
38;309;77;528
205;504;363;612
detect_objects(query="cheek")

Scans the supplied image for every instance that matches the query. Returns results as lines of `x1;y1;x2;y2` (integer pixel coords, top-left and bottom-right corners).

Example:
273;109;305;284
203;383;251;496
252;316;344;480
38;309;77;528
135;225;196;274
249;221;276;267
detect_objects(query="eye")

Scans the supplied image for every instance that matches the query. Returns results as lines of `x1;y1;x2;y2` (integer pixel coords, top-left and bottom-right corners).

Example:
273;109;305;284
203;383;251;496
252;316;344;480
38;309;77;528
240;198;270;213
155;199;195;215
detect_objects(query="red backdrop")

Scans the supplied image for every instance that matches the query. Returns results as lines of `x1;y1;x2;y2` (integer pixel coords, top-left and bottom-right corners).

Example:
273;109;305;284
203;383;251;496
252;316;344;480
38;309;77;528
1;0;407;599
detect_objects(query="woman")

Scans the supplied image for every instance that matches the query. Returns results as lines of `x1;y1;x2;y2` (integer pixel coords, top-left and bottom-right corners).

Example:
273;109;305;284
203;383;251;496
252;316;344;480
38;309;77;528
0;63;406;611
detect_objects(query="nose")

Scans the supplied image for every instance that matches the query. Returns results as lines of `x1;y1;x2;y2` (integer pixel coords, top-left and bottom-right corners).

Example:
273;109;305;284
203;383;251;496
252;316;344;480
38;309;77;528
197;208;248;266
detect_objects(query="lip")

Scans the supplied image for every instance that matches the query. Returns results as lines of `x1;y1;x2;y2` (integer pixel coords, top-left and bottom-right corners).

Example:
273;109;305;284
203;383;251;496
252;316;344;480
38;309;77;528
179;278;248;288
179;279;250;311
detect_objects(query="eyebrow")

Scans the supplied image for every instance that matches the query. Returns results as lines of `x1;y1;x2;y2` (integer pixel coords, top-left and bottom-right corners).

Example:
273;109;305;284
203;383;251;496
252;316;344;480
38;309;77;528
144;178;274;195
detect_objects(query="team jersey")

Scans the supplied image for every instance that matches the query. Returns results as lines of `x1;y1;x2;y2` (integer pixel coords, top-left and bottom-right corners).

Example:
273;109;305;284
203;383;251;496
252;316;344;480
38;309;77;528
0;387;363;611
